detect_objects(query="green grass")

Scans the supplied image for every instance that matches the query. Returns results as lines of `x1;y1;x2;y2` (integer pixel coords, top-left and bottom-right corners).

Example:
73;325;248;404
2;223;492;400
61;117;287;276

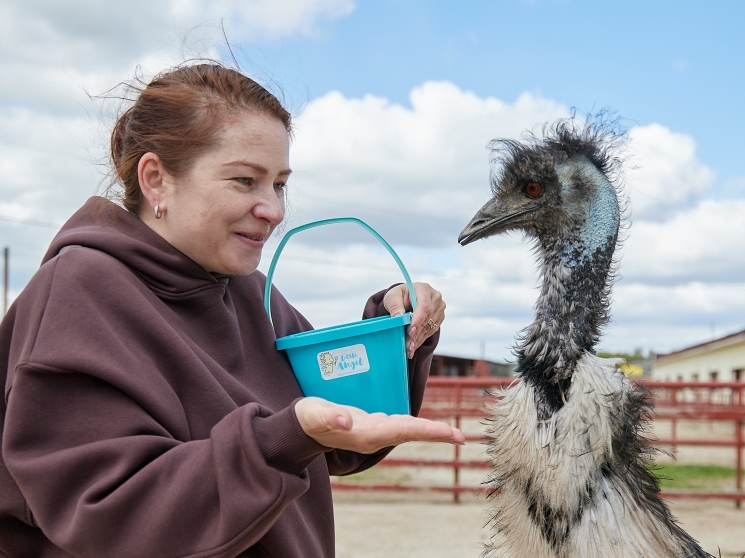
650;463;737;491
342;464;738;491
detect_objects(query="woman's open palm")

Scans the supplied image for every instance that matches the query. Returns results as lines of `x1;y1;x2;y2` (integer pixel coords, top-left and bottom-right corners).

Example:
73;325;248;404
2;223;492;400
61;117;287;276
295;397;465;454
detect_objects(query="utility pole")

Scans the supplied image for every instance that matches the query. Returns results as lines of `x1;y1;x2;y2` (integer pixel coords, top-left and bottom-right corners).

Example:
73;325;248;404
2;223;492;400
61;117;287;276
3;247;8;315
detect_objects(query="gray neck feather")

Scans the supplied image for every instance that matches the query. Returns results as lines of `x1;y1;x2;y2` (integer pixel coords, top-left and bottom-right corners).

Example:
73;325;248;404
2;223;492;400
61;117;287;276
515;160;620;417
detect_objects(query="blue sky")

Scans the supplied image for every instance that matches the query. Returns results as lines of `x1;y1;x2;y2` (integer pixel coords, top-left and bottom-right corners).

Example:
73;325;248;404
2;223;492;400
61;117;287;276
236;1;745;188
1;0;744;361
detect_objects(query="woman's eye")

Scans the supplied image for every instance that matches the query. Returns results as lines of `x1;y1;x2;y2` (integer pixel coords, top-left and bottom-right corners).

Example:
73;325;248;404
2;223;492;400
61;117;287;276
233;177;254;187
274;182;287;191
524;182;542;198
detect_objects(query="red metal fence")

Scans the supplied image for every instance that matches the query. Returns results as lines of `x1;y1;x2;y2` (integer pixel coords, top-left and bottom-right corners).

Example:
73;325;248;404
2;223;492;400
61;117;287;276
331;377;745;505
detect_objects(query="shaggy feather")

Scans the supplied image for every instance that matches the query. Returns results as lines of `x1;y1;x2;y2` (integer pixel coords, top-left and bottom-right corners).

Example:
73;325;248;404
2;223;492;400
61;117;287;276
483;355;711;557
460;115;712;558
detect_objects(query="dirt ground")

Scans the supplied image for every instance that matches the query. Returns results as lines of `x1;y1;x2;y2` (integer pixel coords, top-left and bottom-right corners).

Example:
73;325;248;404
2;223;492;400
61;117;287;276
333;418;745;557
334;493;745;558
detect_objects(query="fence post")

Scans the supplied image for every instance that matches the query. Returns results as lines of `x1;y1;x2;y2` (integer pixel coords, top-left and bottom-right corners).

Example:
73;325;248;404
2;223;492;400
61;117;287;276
737;383;743;509
332;379;743;503
454;382;462;504
671;385;678;455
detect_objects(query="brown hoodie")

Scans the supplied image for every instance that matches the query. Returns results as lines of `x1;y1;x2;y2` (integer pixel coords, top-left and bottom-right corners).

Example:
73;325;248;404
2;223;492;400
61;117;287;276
0;198;437;558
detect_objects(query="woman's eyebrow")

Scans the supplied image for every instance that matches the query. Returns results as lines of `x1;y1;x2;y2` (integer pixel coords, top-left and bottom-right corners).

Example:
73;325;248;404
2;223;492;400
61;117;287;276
223;160;292;176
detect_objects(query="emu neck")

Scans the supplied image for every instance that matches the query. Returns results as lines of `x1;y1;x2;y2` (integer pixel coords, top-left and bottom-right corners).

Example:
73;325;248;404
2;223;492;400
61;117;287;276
516;166;620;420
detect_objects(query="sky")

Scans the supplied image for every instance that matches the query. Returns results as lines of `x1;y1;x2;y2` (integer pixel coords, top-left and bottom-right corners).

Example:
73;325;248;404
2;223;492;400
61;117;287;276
1;0;744;362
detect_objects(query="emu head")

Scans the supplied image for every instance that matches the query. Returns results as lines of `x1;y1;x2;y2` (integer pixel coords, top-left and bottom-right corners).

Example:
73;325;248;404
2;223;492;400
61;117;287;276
458;118;626;386
458;119;623;260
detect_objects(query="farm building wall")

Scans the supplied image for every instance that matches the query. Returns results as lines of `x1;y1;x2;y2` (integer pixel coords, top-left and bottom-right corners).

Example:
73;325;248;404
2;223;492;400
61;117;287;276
651;329;745;382
429;354;516;377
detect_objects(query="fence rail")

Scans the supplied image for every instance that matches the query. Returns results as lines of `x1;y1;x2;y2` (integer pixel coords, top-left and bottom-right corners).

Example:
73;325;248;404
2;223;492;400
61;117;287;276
331;377;745;505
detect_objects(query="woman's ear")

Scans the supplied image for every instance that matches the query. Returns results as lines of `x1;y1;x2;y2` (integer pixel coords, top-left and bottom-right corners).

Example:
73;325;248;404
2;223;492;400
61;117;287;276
137;152;167;215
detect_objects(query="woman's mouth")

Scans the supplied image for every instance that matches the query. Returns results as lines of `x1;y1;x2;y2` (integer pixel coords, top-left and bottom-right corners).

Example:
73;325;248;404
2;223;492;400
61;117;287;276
235;232;266;248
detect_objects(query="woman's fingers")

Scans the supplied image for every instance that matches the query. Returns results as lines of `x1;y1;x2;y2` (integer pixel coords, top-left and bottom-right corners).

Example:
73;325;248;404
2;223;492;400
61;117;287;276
380;412;462;446
382;284;408;318
346;412;465;453
295;398;464;454
295;397;353;433
382;283;446;357
407;283;445;357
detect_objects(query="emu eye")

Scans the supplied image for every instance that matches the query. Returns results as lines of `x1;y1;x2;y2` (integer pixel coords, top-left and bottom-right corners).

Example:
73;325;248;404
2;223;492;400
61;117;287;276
524;182;542;198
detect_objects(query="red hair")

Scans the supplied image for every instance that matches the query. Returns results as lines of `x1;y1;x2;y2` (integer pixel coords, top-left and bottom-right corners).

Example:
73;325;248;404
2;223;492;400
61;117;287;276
110;63;292;214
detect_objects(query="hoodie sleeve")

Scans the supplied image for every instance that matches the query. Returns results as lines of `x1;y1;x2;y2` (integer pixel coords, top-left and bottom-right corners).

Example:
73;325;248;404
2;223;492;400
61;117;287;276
2;251;329;558
4;371;326;558
324;286;439;477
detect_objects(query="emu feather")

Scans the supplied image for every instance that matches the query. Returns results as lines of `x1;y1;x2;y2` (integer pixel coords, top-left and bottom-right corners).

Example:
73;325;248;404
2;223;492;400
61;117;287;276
459;116;712;558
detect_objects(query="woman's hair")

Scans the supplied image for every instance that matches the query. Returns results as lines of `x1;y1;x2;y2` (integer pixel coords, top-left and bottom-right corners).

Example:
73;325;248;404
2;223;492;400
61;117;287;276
110;63;292;214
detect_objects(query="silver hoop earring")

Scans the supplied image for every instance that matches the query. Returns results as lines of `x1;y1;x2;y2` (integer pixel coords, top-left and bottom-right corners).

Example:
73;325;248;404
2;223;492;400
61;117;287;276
154;204;162;219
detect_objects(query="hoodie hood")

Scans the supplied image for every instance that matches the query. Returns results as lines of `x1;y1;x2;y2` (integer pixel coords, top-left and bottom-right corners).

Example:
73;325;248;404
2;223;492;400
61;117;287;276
44;197;222;296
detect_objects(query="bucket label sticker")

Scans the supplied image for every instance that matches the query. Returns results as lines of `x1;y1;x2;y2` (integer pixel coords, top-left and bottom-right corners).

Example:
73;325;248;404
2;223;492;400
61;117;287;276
318;344;370;380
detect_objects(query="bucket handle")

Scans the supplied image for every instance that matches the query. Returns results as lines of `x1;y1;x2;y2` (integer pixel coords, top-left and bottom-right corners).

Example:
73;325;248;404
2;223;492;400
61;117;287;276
263;217;417;327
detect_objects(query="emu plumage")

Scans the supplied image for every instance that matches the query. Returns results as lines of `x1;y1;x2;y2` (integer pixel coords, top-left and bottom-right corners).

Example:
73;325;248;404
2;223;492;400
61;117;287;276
459;119;712;558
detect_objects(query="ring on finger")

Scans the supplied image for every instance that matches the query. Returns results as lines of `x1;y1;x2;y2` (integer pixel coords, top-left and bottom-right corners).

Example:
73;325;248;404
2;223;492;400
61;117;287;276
426;318;438;331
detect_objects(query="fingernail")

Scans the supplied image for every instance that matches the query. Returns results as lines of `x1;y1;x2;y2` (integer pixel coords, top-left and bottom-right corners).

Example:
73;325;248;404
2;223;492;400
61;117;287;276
409;326;417;337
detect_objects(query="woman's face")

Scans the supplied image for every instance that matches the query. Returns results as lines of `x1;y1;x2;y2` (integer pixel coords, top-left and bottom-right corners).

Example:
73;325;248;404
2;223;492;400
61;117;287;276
146;112;290;275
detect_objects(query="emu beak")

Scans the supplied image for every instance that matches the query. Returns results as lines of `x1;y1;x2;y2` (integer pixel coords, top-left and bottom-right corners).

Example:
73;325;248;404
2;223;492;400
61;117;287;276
458;198;536;246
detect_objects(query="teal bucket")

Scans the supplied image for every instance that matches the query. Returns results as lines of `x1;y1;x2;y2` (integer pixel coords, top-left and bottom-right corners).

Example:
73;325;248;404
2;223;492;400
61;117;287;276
265;218;416;415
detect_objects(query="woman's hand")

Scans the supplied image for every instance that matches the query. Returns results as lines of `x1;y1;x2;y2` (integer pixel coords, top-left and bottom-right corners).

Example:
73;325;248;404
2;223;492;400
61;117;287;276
295;397;464;454
383;282;445;358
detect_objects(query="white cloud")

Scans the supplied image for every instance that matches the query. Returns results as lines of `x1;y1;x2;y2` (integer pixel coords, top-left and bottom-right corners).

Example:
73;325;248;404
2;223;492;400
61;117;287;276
288;86;719;249
288;82;569;245
0;107;102;219
262;241;409;328
0;0;739;361
625;123;714;221
2;0;355;63
621;199;745;284
0;0;356;113
214;0;356;39
277;83;745;359
442;192;745;357
0;0;359;300
723;176;745;196
605;281;745;354
258;234;541;360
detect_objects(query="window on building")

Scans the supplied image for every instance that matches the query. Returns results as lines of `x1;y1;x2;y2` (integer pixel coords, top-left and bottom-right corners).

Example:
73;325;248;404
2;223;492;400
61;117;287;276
734;369;743;381
692;373;699;381
710;371;718;382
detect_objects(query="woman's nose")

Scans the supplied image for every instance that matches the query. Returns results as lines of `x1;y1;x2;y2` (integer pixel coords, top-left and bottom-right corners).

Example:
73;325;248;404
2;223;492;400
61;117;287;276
253;185;285;225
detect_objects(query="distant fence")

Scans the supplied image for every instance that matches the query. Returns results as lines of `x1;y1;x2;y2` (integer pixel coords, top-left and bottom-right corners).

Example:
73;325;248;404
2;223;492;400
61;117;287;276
331;378;745;506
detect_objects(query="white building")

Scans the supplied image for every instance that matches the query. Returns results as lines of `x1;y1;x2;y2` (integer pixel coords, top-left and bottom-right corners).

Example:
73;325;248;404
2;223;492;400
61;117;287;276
652;329;745;382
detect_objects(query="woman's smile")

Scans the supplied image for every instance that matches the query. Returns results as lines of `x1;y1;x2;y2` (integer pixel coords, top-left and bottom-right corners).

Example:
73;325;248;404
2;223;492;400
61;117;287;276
138;112;291;275
234;230;269;248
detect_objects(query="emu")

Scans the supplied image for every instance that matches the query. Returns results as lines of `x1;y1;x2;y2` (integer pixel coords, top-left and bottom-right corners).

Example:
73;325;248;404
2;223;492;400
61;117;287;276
458;118;712;558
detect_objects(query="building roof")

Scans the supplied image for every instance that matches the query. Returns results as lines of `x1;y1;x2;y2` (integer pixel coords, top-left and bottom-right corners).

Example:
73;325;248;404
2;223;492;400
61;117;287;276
656;328;745;364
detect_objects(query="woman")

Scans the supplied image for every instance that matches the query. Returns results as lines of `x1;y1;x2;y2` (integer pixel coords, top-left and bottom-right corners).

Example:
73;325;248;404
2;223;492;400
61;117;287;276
0;64;462;557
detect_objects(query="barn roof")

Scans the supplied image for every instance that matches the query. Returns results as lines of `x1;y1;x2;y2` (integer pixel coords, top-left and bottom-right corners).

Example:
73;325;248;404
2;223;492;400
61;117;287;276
656;328;745;364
